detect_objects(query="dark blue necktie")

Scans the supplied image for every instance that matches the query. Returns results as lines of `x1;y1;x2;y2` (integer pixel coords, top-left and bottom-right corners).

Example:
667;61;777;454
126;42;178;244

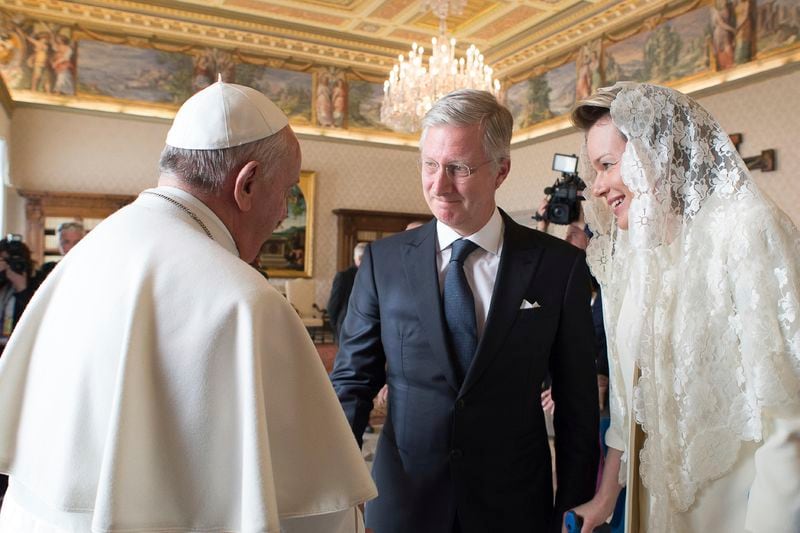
444;239;479;381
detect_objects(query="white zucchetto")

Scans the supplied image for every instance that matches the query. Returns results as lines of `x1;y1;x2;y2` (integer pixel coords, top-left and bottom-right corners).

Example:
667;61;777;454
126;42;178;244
166;81;289;150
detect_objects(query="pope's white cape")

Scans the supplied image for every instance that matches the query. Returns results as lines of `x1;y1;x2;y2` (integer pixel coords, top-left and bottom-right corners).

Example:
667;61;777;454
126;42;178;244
0;187;376;532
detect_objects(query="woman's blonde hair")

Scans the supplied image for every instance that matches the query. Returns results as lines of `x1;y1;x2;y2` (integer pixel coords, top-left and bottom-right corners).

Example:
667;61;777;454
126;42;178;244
570;84;624;131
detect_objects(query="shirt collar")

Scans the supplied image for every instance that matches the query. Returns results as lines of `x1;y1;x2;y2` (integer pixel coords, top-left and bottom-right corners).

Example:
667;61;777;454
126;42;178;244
148;186;240;257
436;208;503;256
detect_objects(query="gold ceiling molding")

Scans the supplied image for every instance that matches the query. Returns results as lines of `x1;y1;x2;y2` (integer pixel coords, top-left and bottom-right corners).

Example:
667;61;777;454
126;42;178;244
4;0;401;73
491;0;674;77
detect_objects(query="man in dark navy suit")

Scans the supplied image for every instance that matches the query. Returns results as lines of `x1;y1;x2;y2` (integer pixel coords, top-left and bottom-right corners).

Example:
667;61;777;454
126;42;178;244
331;89;599;533
327;242;367;343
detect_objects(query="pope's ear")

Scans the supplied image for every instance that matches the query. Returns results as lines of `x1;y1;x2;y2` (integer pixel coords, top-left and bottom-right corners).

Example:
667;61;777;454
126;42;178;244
233;161;260;212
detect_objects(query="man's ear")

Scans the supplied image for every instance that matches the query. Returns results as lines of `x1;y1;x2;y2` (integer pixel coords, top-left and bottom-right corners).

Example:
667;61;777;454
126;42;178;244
233;161;260;212
494;158;511;189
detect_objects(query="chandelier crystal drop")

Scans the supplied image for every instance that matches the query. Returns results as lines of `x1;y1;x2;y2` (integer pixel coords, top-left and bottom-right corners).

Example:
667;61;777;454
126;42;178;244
380;1;501;134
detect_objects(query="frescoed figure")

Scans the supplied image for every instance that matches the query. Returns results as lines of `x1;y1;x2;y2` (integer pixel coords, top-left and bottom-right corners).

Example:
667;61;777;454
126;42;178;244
712;0;736;69
26;31;52;92
332;77;346;128
50;33;74;95
316;71;333;127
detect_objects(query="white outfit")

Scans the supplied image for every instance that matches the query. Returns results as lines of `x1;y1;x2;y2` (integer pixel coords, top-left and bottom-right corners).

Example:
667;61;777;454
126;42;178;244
0;187;376;532
581;83;800;532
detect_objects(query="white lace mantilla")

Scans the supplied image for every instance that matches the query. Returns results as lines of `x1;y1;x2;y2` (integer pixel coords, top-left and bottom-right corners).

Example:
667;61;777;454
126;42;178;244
581;83;800;532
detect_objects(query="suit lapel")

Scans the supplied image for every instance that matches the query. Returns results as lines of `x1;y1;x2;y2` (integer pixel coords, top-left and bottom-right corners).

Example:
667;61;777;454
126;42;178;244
461;215;544;394
402;222;461;392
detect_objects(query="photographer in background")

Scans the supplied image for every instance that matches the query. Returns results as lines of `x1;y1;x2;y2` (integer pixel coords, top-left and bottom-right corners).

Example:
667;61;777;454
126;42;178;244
0;236;35;354
536;179;609;416
0;236;35;503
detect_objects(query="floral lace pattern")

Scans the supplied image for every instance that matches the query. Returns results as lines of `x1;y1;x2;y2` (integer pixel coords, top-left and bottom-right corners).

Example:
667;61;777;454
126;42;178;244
581;83;800;532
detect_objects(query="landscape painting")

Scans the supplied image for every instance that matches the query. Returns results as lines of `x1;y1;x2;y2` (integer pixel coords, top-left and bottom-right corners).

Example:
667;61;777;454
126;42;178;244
546;61;577;117
638;6;711;83
756;0;800;56
77;40;193;104
235;64;312;124
604;30;652;85
506;61;576;131
347;79;390;131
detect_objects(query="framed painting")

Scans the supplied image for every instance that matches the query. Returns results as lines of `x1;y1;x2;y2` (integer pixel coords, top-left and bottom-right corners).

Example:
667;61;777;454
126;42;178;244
258;170;315;278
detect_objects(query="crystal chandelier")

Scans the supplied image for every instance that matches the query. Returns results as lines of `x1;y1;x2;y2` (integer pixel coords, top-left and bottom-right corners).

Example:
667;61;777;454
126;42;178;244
380;0;501;134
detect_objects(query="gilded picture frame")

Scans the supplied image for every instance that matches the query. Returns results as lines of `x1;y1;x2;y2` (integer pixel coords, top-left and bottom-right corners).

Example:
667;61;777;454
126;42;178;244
258;170;315;279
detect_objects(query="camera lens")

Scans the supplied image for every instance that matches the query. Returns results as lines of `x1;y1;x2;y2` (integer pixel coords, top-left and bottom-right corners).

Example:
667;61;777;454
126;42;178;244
548;204;569;225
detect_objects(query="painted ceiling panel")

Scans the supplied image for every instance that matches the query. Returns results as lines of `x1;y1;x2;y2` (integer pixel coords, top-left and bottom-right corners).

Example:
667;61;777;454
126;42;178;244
223;0;351;25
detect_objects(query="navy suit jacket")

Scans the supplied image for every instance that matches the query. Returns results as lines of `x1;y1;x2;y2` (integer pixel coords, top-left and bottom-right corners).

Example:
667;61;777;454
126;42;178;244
327;265;358;341
330;213;599;533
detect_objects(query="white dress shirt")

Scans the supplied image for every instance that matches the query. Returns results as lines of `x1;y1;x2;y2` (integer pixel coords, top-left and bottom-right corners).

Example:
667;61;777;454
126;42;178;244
436;208;504;340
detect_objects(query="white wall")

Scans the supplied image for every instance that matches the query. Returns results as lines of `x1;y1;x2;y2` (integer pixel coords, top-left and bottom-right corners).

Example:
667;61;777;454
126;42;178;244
8;67;799;303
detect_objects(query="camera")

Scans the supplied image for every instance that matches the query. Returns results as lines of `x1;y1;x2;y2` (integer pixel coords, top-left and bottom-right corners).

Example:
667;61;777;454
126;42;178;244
1;235;31;276
533;153;586;225
6;255;29;275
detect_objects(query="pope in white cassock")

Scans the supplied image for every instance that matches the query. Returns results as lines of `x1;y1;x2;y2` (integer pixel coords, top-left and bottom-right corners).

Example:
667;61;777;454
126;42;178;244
0;81;377;532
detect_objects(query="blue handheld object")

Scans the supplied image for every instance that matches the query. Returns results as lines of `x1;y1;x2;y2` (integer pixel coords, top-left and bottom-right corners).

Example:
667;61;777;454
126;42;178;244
565;510;583;532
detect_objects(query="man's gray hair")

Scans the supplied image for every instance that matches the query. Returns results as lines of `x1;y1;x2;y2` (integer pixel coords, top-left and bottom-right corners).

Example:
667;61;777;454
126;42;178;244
353;242;367;262
57;221;85;238
420;89;513;163
158;127;295;194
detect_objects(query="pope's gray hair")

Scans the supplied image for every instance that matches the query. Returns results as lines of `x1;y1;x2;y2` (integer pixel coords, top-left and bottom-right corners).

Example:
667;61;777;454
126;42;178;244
420;89;512;163
158;127;295;194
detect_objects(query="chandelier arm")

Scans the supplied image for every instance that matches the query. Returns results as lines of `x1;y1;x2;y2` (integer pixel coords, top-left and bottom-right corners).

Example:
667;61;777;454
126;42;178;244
381;0;499;133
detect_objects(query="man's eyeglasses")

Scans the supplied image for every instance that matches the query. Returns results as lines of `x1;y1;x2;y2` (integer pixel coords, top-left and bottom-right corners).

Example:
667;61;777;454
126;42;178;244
419;159;495;181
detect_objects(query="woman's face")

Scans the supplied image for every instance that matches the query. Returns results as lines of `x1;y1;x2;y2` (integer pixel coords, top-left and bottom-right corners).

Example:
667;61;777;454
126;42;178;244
587;115;632;230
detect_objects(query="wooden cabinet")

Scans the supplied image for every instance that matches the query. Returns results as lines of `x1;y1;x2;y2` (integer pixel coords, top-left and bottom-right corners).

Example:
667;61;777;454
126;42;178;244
18;190;136;266
332;208;431;271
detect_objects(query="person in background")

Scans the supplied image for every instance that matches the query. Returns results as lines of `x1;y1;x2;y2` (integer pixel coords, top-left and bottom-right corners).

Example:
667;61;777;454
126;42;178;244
0;81;376;533
34;221;86;286
535;199;609;414
331;89;598;533
568;82;800;533
0;236;35;504
0;237;34;354
327;241;368;344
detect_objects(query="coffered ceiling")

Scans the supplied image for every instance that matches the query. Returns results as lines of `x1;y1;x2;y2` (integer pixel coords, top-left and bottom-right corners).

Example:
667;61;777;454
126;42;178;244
8;0;675;81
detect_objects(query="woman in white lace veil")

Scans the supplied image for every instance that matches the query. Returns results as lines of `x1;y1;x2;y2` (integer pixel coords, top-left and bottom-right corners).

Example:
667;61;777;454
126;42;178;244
567;82;800;533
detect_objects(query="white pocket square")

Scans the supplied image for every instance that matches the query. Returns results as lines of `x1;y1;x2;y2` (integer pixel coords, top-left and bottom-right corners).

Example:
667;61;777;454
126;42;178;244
520;299;541;309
